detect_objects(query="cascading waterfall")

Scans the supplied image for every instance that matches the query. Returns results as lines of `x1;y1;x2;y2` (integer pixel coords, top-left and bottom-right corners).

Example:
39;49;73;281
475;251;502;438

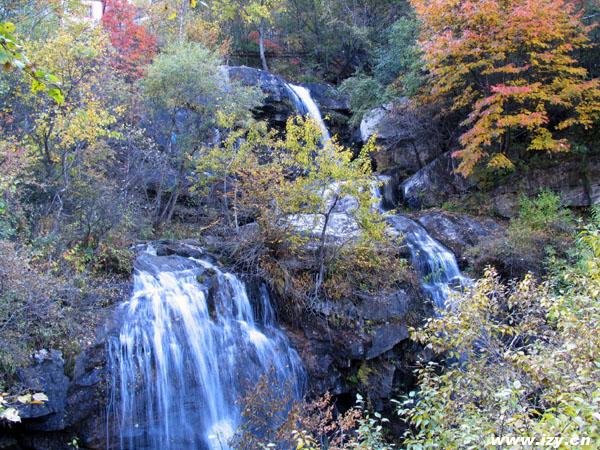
285;82;468;310
372;177;470;309
286;84;331;141
387;215;470;309
107;249;304;450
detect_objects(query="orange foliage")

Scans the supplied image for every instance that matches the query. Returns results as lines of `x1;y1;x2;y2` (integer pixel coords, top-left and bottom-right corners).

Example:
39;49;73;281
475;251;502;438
102;0;157;80
411;0;600;176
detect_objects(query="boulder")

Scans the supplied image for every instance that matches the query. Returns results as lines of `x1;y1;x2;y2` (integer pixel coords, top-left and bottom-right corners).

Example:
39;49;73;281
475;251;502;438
415;210;504;264
360;100;444;182
15;350;69;432
401;153;472;209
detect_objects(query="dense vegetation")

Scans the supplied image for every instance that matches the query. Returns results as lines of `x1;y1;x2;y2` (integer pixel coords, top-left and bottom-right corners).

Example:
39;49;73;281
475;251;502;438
1;0;599;448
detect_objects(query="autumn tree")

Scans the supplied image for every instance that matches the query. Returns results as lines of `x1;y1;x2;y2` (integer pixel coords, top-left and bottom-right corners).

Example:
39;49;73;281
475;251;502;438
142;41;261;227
102;0;157;79
1;24;120;242
211;0;286;71
411;0;600;176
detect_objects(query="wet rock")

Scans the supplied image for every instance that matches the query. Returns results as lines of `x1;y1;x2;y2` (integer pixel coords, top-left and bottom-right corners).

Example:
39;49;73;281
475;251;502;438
65;342;110;450
401;153;472;209
225;66;351;141
153;239;205;259
15;350;69;432
303;82;350;113
226;66;295;127
415;210;504;264
286;282;431;398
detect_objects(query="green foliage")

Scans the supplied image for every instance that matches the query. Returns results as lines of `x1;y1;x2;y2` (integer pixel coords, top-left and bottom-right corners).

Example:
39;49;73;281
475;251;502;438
340;74;387;127
373;16;424;97
399;214;600;448
516;189;573;232
467;190;574;278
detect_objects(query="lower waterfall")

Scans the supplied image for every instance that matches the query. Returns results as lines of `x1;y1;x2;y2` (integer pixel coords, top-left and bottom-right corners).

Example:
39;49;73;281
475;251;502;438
107;249;305;450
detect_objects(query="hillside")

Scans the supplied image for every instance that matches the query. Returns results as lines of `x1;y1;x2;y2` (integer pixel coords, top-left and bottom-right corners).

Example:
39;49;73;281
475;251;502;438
0;1;599;449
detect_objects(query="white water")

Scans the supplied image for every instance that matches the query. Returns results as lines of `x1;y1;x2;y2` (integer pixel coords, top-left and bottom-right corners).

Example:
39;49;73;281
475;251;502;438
287;84;331;141
107;251;304;450
372;177;470;309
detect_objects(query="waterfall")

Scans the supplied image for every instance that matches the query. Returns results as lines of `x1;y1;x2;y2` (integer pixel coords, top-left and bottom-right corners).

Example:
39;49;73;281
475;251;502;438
387;215;470;309
286;84;331;141
107;250;304;450
373;177;470;309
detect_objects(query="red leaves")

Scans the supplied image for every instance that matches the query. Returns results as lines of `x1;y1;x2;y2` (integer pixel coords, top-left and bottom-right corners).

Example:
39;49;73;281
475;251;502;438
411;0;600;176
101;0;157;80
490;84;534;96
247;31;283;52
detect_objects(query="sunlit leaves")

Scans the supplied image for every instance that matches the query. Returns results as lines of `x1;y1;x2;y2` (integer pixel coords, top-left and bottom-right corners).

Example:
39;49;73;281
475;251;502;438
411;0;600;176
0;22;63;104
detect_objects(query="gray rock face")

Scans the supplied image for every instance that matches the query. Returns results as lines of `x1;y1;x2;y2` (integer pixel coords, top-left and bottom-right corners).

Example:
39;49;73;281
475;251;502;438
360;100;444;183
226;66;295;127
288;283;431;401
487;157;600;218
401;153;472;209
399;149;600;215
15;350;69;432
415;210;504;264
303;82;350;113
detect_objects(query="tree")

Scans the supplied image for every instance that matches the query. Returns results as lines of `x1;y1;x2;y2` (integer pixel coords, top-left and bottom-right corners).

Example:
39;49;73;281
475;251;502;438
102;0;157;79
211;0;286;71
411;0;600;176
1;24;119;241
142;41;261;227
0;21;63;103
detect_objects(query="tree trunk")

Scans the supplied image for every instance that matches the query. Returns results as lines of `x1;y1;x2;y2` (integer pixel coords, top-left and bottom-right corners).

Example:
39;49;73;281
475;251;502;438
314;195;339;297
258;24;269;72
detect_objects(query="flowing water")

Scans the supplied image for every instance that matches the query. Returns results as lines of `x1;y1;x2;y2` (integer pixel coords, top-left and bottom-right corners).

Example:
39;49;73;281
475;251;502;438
372;177;470;309
107;250;304;450
286;84;331;141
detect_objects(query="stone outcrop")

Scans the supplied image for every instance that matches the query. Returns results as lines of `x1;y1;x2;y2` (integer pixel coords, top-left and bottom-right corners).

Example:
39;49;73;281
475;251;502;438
226;66;297;127
487;157;600;218
225;66;351;140
414;210;504;265
360;100;444;181
287;281;431;405
399;151;600;215
401;152;472;209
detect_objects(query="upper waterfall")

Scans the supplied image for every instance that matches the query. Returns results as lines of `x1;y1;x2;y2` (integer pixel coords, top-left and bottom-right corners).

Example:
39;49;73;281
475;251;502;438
287;83;331;141
107;248;305;450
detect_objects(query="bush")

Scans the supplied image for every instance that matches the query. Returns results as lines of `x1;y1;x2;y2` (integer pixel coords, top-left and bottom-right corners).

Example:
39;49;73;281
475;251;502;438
398;211;600;448
339;73;387;127
0;242;125;386
467;190;574;278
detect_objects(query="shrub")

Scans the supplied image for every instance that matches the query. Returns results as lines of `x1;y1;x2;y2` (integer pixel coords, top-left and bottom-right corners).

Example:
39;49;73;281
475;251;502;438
398;213;600;448
339;73;387;127
467;190;574;278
